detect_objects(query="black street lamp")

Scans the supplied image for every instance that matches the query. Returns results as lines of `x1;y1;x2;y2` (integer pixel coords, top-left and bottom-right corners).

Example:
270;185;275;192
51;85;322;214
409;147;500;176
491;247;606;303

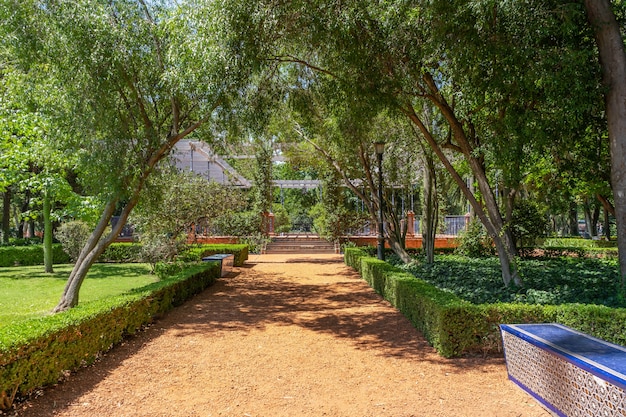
375;142;385;261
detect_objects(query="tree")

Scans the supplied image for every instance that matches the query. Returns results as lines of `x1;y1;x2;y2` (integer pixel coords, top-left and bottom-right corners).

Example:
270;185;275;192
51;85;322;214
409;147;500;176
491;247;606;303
233;0;607;287
131;168;245;268
584;0;626;288
2;0;257;310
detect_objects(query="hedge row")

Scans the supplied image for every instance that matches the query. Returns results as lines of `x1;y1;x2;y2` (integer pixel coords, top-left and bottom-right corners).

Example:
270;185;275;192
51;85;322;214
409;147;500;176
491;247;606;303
0;243;249;267
0;262;220;406
0;244;70;267
181;244;249;266
344;247;626;357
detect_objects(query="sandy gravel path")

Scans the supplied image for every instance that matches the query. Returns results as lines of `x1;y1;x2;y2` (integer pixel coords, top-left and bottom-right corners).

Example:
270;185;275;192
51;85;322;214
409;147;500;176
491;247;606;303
12;254;549;417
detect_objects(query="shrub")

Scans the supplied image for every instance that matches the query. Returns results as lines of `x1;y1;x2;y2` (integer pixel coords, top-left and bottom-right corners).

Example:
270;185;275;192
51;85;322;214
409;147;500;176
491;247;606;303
0;244;70;267
139;234;186;273
455;220;494;257
56;221;91;262
99;243;142;263
511;199;549;251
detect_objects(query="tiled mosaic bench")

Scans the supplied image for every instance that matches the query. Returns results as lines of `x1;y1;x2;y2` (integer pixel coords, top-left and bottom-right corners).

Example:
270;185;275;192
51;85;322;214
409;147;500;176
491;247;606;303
500;323;626;417
202;253;235;277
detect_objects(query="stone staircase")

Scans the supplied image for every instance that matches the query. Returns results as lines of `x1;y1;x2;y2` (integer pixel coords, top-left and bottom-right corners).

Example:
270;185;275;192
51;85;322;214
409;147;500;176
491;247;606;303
264;234;336;254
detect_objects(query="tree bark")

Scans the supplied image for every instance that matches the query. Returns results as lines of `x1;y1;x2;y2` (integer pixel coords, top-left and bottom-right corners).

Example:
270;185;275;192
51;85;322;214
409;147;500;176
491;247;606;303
1;188;10;244
585;0;626;287
43;189;53;273
422;152;438;264
568;200;579;236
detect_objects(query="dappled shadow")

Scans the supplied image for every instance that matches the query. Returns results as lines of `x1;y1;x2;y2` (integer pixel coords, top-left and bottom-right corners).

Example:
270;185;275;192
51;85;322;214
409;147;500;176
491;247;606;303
167;262;495;370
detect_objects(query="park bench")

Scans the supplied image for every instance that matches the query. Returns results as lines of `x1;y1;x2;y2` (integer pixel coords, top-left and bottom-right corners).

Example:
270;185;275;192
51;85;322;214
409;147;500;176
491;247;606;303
500;323;626;417
202;253;235;277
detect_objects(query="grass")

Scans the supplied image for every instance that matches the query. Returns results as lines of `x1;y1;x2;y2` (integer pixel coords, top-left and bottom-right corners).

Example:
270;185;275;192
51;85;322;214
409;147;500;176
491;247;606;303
390;254;625;308
0;263;158;328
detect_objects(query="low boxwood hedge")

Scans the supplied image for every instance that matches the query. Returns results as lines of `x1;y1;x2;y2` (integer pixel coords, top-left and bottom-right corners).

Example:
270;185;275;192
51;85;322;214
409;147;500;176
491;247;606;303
344;247;626;358
180;244;249;266
0;262;220;407
0;244;70;267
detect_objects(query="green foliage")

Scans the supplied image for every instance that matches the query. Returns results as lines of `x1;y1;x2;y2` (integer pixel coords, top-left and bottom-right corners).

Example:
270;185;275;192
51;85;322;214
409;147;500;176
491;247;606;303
99;243;143;263
251;141;273;214
132;169;246;256
0;244;69;267
511;199;549;250
345;250;626;357
271;203;291;234
397;255;623;307
55;221;91;262
455;220;494;257
542;237;618;257
213;211;261;237
0;263;219;407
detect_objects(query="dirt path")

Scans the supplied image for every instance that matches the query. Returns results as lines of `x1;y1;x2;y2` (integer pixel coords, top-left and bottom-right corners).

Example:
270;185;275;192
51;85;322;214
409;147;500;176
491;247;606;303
12;254;549;417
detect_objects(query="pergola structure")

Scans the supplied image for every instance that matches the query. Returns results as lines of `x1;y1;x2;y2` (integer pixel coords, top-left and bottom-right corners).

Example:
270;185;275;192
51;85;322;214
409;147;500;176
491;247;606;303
173;139;322;190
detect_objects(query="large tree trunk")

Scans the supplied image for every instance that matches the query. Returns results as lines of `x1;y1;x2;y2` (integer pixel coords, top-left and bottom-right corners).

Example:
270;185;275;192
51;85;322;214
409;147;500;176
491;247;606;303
568;200;579;236
53;199;119;311
422;152;438;264
1;188;10;244
43;190;53;273
585;0;626;288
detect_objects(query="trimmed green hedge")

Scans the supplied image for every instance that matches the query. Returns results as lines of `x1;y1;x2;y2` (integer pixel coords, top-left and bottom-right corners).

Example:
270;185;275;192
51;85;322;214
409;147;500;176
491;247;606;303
181;244;249;266
0;262;220;404
344;247;626;357
538;237;618;257
0;244;70;267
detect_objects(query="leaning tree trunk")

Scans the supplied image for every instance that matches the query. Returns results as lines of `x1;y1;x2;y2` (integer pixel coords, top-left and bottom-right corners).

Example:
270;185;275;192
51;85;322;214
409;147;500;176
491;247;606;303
422;152;438;264
43;189;53;273
53;198;119;311
53;121;206;312
403;99;521;287
585;0;626;288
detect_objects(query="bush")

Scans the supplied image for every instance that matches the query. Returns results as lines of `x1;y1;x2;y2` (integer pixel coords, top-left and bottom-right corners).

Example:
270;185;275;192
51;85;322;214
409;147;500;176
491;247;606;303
99;243;143;263
455;220;494;257
0;244;70;267
139;234;186;273
511;199;548;250
56;221;91;262
0;262;220;409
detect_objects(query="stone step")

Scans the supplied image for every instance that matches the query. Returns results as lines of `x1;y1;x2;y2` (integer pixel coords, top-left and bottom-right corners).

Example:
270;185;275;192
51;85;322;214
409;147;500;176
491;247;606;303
264;236;336;254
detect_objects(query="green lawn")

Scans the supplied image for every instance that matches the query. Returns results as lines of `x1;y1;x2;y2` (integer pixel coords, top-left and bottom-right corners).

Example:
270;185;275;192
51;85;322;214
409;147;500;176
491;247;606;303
0;263;158;328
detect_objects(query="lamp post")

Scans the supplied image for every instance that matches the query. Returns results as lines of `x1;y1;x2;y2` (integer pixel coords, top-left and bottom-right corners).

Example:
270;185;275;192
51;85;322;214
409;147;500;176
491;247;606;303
375;141;385;261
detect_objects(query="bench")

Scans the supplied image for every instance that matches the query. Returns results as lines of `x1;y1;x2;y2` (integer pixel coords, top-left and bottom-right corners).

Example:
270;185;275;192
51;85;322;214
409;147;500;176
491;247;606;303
201;253;235;277
500;323;626;417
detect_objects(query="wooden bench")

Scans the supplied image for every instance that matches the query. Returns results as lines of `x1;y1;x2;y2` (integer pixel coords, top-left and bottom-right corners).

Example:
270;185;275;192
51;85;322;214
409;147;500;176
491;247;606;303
201;254;235;277
500;323;626;417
